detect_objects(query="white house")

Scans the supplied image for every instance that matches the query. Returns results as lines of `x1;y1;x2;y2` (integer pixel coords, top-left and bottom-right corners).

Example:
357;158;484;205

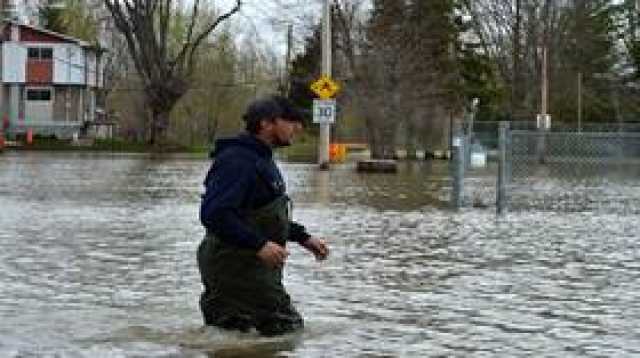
0;19;105;139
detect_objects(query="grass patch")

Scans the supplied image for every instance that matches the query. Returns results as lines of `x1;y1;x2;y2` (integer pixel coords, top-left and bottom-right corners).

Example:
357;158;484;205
278;133;317;162
12;133;320;159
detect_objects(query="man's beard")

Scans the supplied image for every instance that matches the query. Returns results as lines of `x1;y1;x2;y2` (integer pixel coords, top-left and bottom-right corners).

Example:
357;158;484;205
272;137;292;148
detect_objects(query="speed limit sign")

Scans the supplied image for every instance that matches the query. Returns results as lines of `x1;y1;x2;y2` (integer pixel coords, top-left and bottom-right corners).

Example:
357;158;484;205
313;99;336;124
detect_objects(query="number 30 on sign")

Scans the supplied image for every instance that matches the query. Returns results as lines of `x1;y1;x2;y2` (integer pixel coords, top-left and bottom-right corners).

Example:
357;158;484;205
313;99;336;124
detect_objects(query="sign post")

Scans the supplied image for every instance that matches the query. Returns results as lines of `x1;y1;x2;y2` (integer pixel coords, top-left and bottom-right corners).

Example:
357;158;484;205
316;0;335;169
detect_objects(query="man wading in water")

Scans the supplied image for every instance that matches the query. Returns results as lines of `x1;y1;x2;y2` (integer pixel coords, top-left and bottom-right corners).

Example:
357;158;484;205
198;95;329;336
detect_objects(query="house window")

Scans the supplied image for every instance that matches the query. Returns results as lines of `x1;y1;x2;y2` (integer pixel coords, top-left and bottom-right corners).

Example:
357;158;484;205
26;89;52;101
28;48;39;59
41;48;53;59
27;47;54;60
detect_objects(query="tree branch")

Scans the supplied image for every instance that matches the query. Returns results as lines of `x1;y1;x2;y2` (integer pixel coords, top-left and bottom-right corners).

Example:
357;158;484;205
184;0;241;75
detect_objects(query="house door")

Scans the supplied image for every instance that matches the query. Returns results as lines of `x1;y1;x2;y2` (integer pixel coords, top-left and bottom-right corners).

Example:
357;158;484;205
25;88;53;123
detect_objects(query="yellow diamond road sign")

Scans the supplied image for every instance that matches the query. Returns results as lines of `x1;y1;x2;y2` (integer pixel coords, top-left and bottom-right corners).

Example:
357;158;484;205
310;75;340;99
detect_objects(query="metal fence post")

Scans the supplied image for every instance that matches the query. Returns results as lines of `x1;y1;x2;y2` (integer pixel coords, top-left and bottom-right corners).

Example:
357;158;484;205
464;98;479;168
497;121;509;215
451;131;464;210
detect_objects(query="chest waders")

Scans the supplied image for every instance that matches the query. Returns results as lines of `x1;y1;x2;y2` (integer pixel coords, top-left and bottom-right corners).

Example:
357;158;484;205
197;195;303;336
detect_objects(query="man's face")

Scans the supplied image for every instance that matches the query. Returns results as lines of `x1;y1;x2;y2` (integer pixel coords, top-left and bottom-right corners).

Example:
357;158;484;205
268;117;303;147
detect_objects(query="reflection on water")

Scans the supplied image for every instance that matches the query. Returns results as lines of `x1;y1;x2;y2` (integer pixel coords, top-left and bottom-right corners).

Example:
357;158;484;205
1;151;639;357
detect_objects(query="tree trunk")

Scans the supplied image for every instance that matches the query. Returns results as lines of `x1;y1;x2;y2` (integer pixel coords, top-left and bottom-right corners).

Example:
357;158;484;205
367;123;383;159
145;80;184;147
367;124;398;160
383;125;398;159
367;125;377;159
150;106;173;147
405;119;417;159
512;0;522;118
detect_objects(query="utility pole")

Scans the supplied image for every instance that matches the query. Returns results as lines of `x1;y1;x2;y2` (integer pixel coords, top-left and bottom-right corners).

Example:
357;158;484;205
537;44;549;164
285;23;293;97
280;23;293;97
541;45;548;117
318;0;332;169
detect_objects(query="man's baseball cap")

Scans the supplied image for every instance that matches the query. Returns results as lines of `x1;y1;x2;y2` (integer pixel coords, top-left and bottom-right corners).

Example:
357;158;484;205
242;95;305;125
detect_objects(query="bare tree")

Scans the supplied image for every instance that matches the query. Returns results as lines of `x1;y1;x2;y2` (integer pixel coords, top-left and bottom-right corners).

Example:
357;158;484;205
103;0;241;146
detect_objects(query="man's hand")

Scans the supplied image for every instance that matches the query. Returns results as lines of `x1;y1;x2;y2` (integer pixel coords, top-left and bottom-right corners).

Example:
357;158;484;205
301;237;329;261
257;241;289;269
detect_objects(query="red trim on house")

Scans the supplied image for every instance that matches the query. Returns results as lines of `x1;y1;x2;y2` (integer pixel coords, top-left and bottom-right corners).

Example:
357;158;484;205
26;60;53;84
20;26;69;43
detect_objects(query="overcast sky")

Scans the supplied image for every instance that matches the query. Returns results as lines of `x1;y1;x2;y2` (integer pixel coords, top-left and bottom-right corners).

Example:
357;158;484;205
214;0;322;57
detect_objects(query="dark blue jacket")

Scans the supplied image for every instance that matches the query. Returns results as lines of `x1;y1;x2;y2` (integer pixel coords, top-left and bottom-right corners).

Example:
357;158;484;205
200;133;310;250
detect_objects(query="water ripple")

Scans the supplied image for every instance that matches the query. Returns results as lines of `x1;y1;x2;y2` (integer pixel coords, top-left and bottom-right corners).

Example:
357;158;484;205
0;152;639;356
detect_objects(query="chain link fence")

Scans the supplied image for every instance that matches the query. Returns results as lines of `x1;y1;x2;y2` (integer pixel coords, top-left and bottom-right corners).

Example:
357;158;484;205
451;121;640;215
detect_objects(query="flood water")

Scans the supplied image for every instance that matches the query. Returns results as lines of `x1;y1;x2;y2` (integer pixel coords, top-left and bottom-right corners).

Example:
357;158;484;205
1;151;639;357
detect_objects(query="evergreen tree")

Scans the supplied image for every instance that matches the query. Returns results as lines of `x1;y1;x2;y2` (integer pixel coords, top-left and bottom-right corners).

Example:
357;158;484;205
364;0;408;158
553;0;621;122
38;0;66;33
288;24;322;128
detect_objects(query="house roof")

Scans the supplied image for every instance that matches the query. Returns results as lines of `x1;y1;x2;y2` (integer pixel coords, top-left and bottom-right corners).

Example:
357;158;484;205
0;19;104;51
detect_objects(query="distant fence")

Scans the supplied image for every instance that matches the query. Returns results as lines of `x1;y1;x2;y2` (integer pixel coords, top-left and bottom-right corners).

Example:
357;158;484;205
451;121;640;215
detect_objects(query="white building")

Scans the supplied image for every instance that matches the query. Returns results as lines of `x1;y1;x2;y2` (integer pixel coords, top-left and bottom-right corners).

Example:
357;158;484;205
0;19;104;139
1;0;43;25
